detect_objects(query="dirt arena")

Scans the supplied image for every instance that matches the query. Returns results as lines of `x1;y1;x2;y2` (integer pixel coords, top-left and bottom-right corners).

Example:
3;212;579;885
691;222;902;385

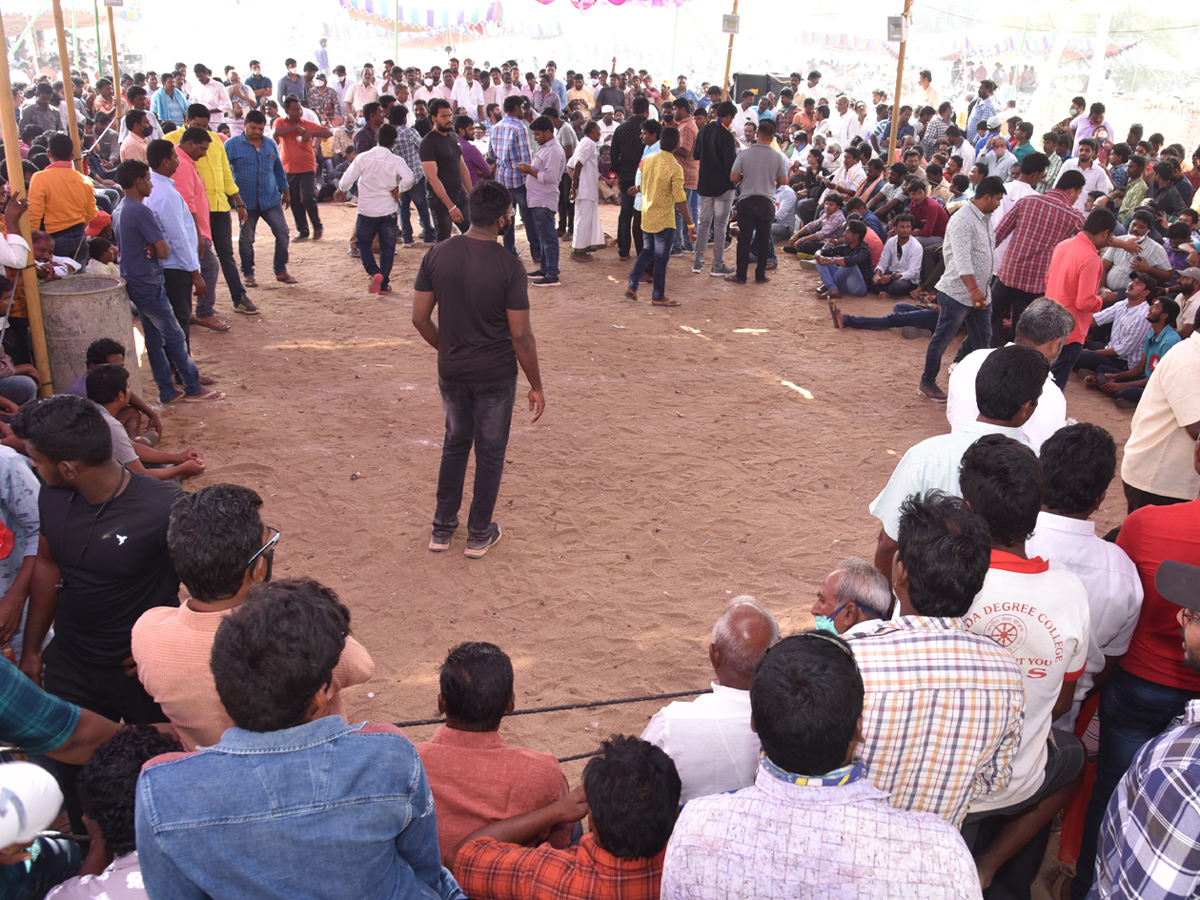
143;200;1131;833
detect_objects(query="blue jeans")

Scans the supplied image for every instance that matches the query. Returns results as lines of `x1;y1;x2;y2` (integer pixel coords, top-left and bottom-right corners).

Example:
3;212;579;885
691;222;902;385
502;184;539;261
400;181;434;243
628;228;675;301
672;189;700;253
921;292;992;385
355;213;398;289
843;302;940;331
50;224;88;268
0;374;37;409
239;203;290;277
129;285;201;402
527;206;558;277
195;238;221;319
434;376;517;542
817;262;868;296
1071;667;1200;899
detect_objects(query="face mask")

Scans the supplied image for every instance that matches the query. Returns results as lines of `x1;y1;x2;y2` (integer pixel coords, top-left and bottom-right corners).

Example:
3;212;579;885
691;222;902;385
356;117;366;128
813;615;839;635
288;67;297;74
424;78;433;86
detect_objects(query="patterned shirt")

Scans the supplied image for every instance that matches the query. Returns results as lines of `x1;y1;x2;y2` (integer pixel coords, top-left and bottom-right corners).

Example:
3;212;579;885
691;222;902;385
965;95;997;142
936;200;995;307
45;852;144;899
994;188;1084;293
488;116;533;189
392;126;425;185
455;834;663;900
677;116;699;190
1090;700;1200;899
223;134;287;210
921;115;951;159
0;655;80;755
848;616;1026;826
1092;299;1153;365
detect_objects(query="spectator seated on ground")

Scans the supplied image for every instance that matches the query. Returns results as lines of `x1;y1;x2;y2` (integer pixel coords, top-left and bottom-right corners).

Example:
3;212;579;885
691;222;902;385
1076;272;1155;376
447;735;680;900
44;726;183;900
0;762;78;899
416;642;571;858
871;213;922;296
809;557;891;636
85;365;205;480
135;578;453;899
783;193;844;258
83;238;117;277
64;338;161;446
828;296;940;338
132;486;374;751
814;220;872;299
0;276;41;411
30;230;80;280
659;633;982;899
1085;293;1181;408
642;597;779;802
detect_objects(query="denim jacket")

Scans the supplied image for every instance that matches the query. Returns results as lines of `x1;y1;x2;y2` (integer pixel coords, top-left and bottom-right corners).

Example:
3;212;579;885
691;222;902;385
135;716;465;900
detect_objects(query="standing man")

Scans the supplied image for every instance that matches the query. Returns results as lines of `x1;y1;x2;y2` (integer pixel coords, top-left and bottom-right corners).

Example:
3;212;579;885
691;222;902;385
450;67;485;122
118;86;163;145
391;104;436;247
726;119;787;286
610;96;650;261
272;96;330;243
1060;139;1113;211
919;175;1006;402
225;109;293;288
672;97;700;255
965;80;997;143
191;64;231;126
690;100;737;277
336;123;413;295
569;120;604;260
315;37;330;76
625;125;695;305
276;59;304;107
486;95;534;261
1044;208;1117;388
343;64;378;119
412;180;544;559
420;98;472;243
150;72;188;126
516;116;566;288
168;127;225;333
119;110;153;163
245;61;272;105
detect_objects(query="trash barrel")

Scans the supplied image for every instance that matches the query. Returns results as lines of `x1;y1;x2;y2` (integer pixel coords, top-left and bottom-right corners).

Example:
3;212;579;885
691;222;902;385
37;275;143;397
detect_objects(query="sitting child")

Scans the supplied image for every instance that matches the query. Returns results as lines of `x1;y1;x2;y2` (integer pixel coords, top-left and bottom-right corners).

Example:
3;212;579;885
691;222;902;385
65;338;162;445
30;231;80;280
84;238;118;276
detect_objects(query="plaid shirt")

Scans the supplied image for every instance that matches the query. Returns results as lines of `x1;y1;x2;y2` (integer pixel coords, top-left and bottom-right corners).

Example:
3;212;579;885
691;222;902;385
392;126;425;185
489;116;533;189
1038;152;1065;194
848;616;1026;826
994;188;1084;293
677;116;700;190
921;115;951;159
1091;700;1200;899
0;655;80;755
455;835;664;900
223;134;287;210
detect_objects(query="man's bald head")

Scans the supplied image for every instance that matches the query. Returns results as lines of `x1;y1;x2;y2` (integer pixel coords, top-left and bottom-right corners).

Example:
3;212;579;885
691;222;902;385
710;598;780;690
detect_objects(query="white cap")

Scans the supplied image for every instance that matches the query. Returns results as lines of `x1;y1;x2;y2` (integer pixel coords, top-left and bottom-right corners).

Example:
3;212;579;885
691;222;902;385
0;762;63;846
601;105;614;114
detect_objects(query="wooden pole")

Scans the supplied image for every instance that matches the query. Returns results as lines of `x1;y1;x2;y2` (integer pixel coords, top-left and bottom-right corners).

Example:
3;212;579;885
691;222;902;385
721;0;738;101
50;0;85;173
886;0;913;167
107;4;121;120
0;16;55;394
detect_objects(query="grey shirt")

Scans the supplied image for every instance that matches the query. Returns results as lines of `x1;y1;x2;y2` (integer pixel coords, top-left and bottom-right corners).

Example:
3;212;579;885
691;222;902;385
936;200;996;307
731;144;788;201
97;405;140;467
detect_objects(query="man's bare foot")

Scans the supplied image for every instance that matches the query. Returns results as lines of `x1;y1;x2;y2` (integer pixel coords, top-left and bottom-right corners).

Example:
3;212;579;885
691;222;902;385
878;290;888;299
1084;375;1099;390
828;298;843;328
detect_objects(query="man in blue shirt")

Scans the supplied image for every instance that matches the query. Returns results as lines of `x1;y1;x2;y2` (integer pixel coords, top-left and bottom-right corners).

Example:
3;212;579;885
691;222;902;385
150;72;189;127
224;109;293;287
245;60;273;105
111;160;222;403
1085;292;1182;407
277;58;305;106
136;578;464;900
545;60;568;108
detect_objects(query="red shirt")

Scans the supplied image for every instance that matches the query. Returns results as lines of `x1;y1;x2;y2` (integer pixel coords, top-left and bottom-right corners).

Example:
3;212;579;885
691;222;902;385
993;188;1084;294
169;152;211;241
272;117;324;173
455;834;665;900
1044;231;1105;344
1116;499;1200;691
910;196;948;238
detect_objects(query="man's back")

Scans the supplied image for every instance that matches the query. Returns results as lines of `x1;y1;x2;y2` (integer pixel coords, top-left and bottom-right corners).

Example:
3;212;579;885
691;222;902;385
136;717;462;900
946;347;1065;451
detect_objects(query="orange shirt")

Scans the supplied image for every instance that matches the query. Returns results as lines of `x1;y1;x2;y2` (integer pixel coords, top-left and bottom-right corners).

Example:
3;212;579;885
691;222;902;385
273;117;324;173
1045;231;1105;344
28;161;97;234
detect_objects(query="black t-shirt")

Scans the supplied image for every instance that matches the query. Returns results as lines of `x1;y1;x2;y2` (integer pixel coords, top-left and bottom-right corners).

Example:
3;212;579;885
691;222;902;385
694;121;737;197
40;472;183;666
414;235;529;382
414;118;432;137
419;128;464;195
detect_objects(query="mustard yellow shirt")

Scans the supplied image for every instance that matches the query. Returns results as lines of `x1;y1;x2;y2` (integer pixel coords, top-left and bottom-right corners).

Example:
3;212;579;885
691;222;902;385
638;150;686;235
28;162;97;233
166;128;240;212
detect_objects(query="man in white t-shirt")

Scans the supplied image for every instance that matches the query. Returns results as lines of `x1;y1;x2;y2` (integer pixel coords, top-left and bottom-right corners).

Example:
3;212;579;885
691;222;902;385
449;70;486;122
1174;266;1200;338
959;434;1089;893
1027;423;1143;730
947;298;1075;452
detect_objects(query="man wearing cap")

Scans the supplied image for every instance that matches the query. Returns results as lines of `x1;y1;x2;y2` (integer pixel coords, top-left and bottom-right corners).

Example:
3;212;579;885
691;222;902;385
1172;266;1200;338
597;106;617;145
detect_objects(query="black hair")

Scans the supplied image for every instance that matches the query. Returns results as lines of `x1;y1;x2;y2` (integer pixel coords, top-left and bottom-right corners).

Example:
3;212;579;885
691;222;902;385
439;642;513;729
959;434;1043;546
751;633;862;775
502;94;524;115
11;394;112;465
180;125;211;146
824;193;844;208
427;98;451;117
895;213;915;226
168;484;266;602
124;109;147;132
660;126;680;153
87;237;112;261
1020;152;1049;176
713;100;736;119
468;179;513;228
377;123;398;148
641;118;662;139
283;95;302;111
631;96;650;116
757;118;776;138
1160;296;1181;330
896;491;992;617
146;139;175;171
845;220;867;240
974;175;1005;198
84;363;129;406
211;578;350;732
1083;207;1117;235
1039;423;1116;515
77;726;183;857
244;109;266;126
388;105;407;127
976;344;1049;421
86;337;125;366
47;133;73;161
582;735;680;859
186;103;210;121
114;159;150;189
1056;169;1086;192
531;115;555;134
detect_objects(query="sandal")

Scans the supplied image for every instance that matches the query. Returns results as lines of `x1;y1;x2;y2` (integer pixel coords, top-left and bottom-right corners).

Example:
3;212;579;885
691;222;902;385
652;298;681;307
166;388;185;403
198;373;215;386
243;275;258;288
182;389;226;403
276;273;298;284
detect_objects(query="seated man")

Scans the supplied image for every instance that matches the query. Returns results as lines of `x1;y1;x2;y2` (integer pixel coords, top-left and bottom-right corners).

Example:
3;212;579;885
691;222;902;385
814;220;872;299
64;337;161;445
828;297;940;339
809;557;890;635
132;485;374;751
660;633;981;899
447;735;679;899
135;578;457;899
871;213;922;296
44;726;183;899
416;642;570;857
1085;295;1180;408
783;193;844;258
30;230;81;279
958;435;1089;892
849;491;1026;827
1076;272;1154;375
642;598;779;801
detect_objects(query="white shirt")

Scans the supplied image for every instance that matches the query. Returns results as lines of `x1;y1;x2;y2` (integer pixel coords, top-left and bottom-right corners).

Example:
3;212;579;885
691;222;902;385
731;105;758;147
949;139;976;173
991;180;1037;272
300;107;320;125
1027;511;1143;729
830;109;859;146
572;136;599;202
876;235;923;284
413;85;437;105
1060;159;1113;211
641;682;760;803
449;80;486;120
193;79;232;120
1103;237;1170;292
597;119;617;144
946;346;1066;452
0;234;29;271
337;145;414;217
1177;289;1200;334
963;557;1089;813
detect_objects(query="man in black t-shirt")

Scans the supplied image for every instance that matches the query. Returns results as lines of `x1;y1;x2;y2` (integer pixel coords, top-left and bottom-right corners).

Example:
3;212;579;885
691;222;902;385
412;180;544;559
419;98;472;242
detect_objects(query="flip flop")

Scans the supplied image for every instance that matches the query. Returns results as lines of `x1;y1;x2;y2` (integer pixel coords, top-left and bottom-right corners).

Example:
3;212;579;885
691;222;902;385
183;389;226;403
243;275;258;288
166;388;185;403
276;273;298;284
652;299;681;307
828;298;842;328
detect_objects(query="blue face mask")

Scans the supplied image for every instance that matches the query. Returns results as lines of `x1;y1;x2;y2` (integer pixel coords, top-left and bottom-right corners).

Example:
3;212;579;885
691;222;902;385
356;117;366;128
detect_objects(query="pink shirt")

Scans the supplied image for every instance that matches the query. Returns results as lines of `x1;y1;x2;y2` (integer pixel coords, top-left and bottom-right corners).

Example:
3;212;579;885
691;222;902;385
170;152;211;241
1045;231;1105;344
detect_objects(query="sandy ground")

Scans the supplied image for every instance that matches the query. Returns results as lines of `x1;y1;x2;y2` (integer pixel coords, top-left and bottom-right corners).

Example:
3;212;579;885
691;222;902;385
142;200;1127;891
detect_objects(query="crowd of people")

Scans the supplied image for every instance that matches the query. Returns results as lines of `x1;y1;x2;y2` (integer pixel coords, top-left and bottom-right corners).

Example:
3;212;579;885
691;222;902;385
0;45;1198;900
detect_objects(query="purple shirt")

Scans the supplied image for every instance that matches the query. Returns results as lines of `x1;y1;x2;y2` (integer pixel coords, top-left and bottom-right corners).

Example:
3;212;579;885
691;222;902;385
458;135;490;187
1073;117;1113;153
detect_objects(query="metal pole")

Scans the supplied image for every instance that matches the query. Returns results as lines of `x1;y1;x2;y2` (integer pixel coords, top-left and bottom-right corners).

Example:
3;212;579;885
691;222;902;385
394;3;399;62
721;0;738;101
94;0;103;77
887;0;913;166
669;5;679;90
106;4;120;120
0;16;55;395
50;0;85;173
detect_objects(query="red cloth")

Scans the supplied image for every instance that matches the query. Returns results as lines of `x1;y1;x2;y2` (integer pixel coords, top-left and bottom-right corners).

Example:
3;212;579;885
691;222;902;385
272;117;324;173
1116;499;1200;691
415;726;570;858
1044;231;1105;344
994;189;1084;294
910;196;948;238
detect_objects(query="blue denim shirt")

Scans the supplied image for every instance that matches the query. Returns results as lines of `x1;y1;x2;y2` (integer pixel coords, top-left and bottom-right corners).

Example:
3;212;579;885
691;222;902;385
135;716;465;900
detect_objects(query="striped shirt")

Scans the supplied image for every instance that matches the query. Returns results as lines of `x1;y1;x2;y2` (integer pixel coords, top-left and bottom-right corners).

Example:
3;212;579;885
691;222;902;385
847;615;1026;826
1092;299;1152;365
488;116;533;189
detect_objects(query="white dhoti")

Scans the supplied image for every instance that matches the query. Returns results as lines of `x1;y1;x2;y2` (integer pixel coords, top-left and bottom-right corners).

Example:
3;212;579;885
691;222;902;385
572;199;604;254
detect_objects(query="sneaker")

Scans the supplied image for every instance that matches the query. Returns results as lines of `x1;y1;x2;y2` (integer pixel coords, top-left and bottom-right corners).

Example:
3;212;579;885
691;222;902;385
233;299;259;315
710;264;735;277
670;249;684;257
918;382;948;403
464;523;502;559
402;239;415;247
527;268;546;278
691;263;703;275
901;326;934;339
369;273;384;294
428;528;454;552
293;232;310;242
532;275;560;287
423;236;437;245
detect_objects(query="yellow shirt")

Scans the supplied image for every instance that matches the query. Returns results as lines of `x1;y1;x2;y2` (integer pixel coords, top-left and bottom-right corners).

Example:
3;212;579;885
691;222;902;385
566;87;594;111
639;150;685;235
28;162;97;234
166;128;240;212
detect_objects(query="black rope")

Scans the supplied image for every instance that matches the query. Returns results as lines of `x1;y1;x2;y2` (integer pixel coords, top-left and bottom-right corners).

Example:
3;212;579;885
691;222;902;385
393;688;710;730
